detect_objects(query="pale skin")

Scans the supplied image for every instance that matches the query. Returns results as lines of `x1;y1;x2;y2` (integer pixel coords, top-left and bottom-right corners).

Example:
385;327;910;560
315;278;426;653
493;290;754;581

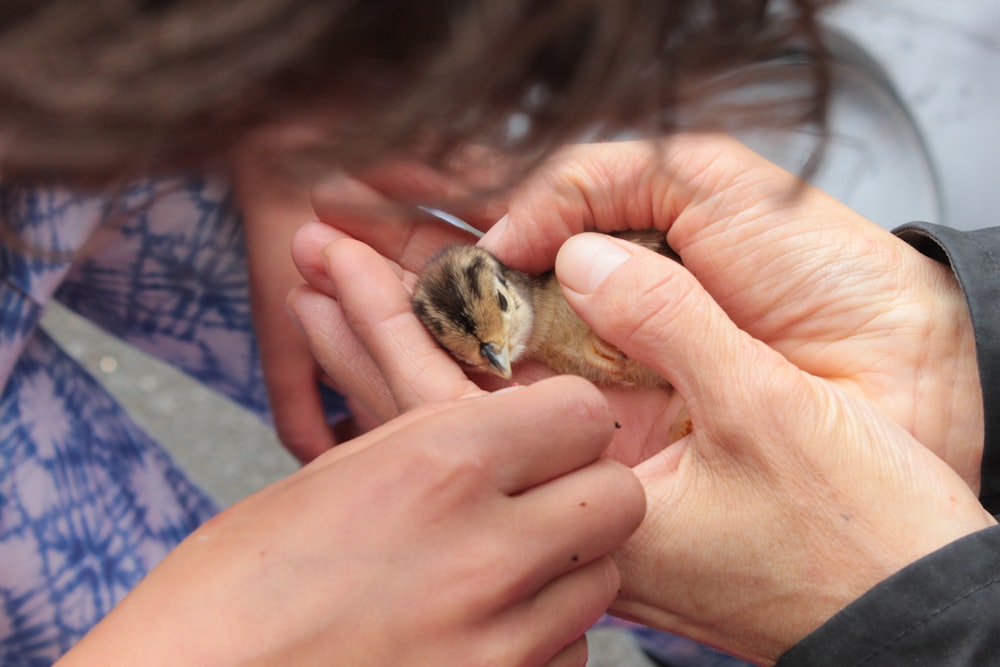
231;137;379;463
232;154;342;461
288;135;994;664
55;376;645;667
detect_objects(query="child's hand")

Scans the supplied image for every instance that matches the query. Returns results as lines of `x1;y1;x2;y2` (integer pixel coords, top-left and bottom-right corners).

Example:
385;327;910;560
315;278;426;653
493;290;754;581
59;376;645;667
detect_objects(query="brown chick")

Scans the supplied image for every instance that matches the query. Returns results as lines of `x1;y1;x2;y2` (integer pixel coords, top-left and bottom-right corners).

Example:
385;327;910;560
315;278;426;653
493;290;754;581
412;230;677;388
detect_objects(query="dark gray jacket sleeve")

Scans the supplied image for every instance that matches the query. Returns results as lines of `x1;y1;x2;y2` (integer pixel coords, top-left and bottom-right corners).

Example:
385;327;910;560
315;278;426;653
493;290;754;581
777;223;1000;667
776;526;1000;666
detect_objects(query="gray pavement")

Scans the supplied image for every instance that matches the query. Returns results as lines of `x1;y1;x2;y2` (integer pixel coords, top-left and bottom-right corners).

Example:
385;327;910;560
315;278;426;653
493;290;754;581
41;303;298;508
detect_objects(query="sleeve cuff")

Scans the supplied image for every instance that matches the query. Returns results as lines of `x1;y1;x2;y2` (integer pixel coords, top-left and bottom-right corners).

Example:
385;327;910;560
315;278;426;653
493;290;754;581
777;525;1000;666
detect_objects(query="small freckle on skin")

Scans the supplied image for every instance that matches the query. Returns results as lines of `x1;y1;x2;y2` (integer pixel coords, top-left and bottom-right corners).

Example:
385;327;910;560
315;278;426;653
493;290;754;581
614;421;622;429
841;513;853;522
571;555;579;562
579;501;587;507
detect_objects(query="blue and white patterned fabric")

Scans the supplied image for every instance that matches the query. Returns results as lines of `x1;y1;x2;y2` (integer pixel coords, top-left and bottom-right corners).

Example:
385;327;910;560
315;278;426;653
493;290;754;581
0;175;347;666
594;618;753;667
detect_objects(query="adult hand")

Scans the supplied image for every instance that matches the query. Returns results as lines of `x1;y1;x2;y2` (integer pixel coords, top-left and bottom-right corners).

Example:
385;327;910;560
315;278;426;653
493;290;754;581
552;231;995;664
291;135;983;476
283;137;993;662
479;135;984;491
57;376;645;667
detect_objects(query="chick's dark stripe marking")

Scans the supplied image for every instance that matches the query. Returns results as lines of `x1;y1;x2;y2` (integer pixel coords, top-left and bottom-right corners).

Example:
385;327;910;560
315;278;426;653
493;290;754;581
462;255;484;300
412;299;447;338
426;259;478;336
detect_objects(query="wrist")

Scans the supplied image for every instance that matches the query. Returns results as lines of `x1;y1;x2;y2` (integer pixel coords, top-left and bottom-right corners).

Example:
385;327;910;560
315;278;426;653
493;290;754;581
894;223;989;495
908;248;984;492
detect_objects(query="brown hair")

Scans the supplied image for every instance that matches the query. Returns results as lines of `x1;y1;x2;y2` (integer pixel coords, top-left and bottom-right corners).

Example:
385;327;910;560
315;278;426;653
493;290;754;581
0;0;834;185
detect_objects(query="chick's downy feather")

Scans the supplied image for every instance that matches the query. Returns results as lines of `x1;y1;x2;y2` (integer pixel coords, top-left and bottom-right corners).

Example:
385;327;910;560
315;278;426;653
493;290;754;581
412;229;676;388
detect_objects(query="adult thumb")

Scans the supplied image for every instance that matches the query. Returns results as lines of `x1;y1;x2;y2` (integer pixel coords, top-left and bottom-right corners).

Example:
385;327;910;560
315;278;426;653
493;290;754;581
555;233;789;418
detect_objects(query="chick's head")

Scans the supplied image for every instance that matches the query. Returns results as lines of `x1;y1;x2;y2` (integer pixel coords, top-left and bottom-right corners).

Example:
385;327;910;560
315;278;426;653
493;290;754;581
413;245;534;379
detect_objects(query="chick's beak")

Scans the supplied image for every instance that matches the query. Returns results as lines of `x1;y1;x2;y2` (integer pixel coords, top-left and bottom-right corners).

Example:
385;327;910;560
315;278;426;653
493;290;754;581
480;341;512;380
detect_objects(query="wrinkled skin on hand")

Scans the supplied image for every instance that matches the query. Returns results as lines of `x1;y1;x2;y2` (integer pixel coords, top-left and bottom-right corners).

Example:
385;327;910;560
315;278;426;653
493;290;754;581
291;136;983;485
287;135;991;662
477;135;984;492
553;231;993;663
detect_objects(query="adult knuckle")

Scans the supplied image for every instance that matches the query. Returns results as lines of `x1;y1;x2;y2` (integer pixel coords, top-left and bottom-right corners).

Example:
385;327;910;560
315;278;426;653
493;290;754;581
608;263;694;351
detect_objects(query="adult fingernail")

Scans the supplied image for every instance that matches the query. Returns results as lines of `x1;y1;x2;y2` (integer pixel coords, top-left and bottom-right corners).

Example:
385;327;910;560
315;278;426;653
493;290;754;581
557;234;633;294
479;214;510;252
